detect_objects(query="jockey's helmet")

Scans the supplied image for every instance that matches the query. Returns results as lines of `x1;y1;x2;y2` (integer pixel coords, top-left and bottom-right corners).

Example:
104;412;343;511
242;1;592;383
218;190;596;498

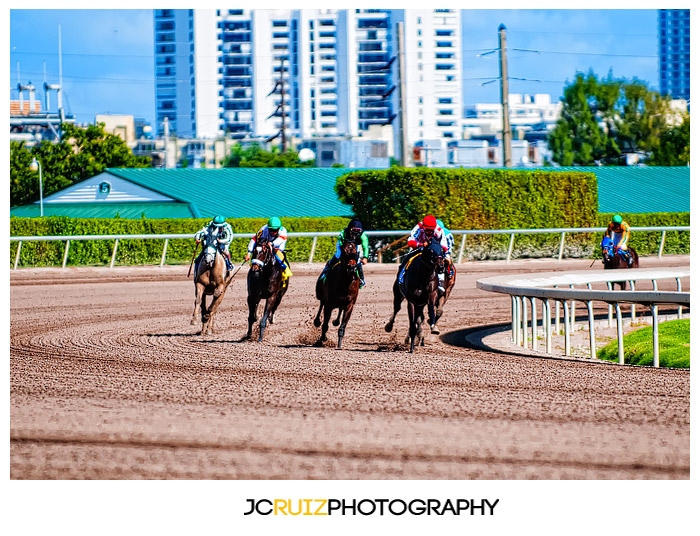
612;214;622;225
422;215;437;230
347;218;363;239
212;215;226;227
267;217;282;232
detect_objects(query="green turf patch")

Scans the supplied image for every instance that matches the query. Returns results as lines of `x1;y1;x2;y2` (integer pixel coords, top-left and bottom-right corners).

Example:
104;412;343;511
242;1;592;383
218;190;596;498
598;319;689;368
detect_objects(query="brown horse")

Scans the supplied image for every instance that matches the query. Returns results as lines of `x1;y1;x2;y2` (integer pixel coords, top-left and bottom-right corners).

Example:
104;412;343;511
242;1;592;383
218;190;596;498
429;258;456;335
191;226;233;335
313;239;360;348
385;237;445;352
245;239;288;342
602;244;639;290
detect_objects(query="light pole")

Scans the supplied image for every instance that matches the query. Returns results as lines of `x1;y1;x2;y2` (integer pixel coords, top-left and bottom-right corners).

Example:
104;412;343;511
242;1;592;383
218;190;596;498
30;157;44;217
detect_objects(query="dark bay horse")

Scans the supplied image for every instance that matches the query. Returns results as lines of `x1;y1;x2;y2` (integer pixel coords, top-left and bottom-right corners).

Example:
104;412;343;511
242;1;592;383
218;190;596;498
245;239;288;342
191;227;233;335
313;239;360;348
602;238;639;290
385;237;445;352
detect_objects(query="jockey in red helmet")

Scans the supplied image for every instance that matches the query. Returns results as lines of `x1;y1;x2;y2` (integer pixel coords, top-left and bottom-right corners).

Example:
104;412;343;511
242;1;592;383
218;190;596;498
405;214;449;294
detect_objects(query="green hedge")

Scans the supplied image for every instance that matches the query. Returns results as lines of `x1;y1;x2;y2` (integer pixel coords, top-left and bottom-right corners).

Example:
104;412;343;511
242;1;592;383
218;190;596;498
337;168;600;260
10;216;350;268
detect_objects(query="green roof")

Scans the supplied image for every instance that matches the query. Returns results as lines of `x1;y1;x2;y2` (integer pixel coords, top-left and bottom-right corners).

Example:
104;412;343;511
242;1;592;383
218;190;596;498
543;166;689;213
105;167;354;219
10;202;195;219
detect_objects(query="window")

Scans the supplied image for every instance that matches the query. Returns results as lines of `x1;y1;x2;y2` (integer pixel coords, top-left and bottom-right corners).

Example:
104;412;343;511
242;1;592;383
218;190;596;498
370;142;387;158
273;20;288;27
436;41;453;48
438;97;453;104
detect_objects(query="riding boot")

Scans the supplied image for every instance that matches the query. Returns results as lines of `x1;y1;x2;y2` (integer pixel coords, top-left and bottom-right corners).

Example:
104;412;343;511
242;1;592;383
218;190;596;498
437;273;446;296
357;262;365;288
627;254;634;267
224;251;233;272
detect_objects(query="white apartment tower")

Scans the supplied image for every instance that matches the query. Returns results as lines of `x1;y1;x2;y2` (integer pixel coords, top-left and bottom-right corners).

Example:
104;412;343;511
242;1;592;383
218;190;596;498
153;9;460;147
390;9;462;147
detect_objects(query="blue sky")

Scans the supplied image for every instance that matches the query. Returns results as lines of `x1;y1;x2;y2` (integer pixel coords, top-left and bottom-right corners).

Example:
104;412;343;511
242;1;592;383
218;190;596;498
9;8;659;127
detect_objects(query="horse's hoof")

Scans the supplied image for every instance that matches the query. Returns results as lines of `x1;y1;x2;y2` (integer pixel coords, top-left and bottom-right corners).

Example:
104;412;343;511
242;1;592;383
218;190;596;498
269;317;274;325
314;339;324;347
404;335;410;344
430;325;440;335
332;319;340;327
190;319;196;325
313;318;321;328
384;323;393;333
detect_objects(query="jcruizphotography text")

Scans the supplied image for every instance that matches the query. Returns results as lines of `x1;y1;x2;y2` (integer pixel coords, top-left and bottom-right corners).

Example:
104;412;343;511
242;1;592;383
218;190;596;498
243;498;499;516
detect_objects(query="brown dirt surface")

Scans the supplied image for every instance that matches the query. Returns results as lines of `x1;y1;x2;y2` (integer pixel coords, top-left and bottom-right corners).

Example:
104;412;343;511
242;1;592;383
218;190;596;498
10;256;690;480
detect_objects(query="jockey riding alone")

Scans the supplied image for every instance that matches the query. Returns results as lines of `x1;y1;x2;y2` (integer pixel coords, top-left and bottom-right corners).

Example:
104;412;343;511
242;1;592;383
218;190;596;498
194;215;234;273
321;218;369;288
406;214;449;294
245;217;293;283
602;214;633;267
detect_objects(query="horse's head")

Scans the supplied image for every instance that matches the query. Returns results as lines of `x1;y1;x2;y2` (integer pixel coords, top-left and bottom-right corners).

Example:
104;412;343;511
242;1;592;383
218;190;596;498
601;236;614;265
422;236;445;272
340;239;359;275
251;238;273;272
202;226;220;266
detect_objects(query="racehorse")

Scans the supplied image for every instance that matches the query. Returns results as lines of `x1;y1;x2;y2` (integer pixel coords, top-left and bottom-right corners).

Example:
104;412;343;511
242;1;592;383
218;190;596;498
601;237;639;290
384;237;445;352
430;259;456;335
191;226;233;335
244;238;288;342
313;239;361;348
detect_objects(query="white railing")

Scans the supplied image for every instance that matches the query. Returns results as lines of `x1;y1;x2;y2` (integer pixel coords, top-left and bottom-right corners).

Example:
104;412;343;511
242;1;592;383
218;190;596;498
9;225;690;270
477;268;690;367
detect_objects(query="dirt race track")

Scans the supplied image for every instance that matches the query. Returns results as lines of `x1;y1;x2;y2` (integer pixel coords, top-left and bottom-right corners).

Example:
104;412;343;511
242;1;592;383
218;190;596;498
10;256;690;480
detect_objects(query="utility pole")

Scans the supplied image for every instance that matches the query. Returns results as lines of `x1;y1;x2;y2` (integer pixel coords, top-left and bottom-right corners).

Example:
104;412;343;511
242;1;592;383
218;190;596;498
266;56;288;152
163;117;170;169
280;56;287;153
397;22;410;167
498;23;512;168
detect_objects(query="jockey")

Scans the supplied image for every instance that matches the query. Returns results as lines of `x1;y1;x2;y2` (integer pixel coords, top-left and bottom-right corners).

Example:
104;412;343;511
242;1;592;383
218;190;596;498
245;217;293;282
320;218;369;288
436;217;455;279
603;214;633;267
194;215;234;273
405;214;449;294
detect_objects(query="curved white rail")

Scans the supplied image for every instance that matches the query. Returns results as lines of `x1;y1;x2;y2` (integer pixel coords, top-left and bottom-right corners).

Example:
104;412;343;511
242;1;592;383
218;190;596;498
477;268;690;367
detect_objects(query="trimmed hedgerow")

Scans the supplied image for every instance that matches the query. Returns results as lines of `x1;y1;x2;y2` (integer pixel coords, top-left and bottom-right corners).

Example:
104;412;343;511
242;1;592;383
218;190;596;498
9;216;351;268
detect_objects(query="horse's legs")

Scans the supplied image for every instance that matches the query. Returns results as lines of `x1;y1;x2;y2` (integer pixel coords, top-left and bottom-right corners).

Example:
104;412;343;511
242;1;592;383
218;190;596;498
268;285;286;326
385;279;404;332
245;295;258;340
313;301;324;328
337;302;356;349
416;305;426;346
332;307;342;327
407;302;417;352
191;283;204;325
428;297;439;335
315;304;333;346
204;283;226;335
259;291;283;343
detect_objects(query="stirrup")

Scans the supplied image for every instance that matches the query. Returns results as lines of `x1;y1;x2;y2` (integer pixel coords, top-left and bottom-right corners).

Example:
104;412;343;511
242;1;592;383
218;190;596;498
359;279;365;289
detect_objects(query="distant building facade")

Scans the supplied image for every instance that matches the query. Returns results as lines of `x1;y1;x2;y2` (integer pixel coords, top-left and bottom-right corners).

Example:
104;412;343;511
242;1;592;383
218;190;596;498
658;9;690;102
152;8;461;156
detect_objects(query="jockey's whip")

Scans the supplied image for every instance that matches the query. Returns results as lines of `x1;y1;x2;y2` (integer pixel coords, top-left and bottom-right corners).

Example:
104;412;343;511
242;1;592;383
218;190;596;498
224;260;247;289
589;258;598;268
187;241;199;278
392;250;414;262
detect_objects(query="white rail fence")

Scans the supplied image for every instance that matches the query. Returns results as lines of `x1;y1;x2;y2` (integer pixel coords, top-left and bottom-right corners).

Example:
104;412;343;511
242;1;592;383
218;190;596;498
9;225;689;270
477;268;690;367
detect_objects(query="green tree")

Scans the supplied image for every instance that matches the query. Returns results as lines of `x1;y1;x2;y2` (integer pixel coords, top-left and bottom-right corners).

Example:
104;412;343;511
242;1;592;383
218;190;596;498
647;115;690;166
10;123;151;207
548;71;677;166
222;142;315;168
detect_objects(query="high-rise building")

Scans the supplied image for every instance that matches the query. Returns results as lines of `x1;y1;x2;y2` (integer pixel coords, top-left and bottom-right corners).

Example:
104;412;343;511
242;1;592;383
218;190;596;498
152;9;461;147
658;9;690;102
390;9;462;150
